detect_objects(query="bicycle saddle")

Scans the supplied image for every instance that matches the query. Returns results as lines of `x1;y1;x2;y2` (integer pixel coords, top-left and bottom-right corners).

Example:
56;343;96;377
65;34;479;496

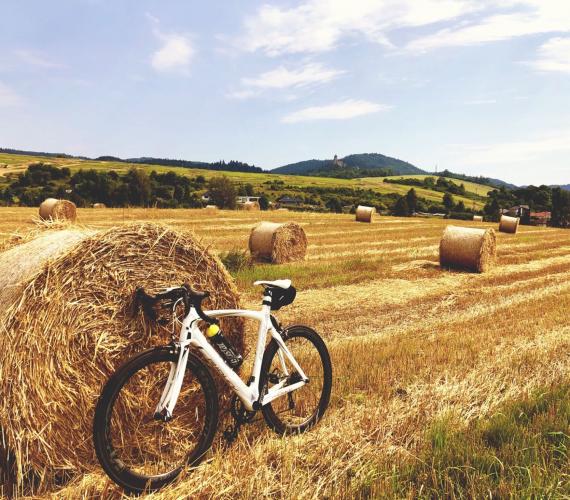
253;279;292;289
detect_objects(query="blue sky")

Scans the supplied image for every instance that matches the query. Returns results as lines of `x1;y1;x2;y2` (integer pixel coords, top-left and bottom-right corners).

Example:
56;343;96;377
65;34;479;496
0;0;569;185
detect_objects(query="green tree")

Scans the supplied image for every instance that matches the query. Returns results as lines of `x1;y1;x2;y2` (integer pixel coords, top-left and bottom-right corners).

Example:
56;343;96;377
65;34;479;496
124;169;151;206
393;196;410;216
484;197;501;221
325;197;343;213
208;176;236;209
406;188;418;214
258;195;269;210
455;200;466;212
443;192;454;212
552;187;570;228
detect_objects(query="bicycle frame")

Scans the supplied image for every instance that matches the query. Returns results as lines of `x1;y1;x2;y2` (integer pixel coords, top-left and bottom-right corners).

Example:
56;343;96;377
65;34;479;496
155;295;309;417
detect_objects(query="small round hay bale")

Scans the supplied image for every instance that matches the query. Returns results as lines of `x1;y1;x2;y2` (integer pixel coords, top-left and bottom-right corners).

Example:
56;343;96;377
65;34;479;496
473;215;483;222
249;221;307;264
204;205;219;214
499;215;519;234
0;223;243;491
355;205;375;223
38;198;77;222
242;201;260;211
439;225;496;273
92;203;106;209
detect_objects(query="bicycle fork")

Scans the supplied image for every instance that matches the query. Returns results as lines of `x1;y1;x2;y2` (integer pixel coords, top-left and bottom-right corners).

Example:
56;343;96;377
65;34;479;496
154;342;190;422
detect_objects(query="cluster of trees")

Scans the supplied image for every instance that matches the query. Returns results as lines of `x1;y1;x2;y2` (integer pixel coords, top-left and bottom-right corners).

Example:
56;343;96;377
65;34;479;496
310;165;393;179
127;158;263;174
384;176;473;197
484;184;570;227
1;163;207;208
391;188;471;217
206;177;269;210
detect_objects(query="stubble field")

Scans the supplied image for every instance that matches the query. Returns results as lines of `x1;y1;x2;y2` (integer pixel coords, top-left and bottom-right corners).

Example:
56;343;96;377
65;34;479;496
0;207;568;498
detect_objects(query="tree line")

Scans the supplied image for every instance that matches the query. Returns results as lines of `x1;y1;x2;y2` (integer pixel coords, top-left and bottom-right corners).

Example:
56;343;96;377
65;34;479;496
483;185;570;227
1;163;207;208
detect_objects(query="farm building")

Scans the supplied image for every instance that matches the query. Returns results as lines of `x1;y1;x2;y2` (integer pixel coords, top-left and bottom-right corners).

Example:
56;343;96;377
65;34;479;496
530;211;551;226
277;195;303;208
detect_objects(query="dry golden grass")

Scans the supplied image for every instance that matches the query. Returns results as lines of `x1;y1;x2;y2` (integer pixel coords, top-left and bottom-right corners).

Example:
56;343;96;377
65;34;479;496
0;208;568;498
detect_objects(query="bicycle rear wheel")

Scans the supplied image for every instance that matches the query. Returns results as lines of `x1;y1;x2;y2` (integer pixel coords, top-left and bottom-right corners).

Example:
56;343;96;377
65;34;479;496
93;347;218;493
260;325;332;435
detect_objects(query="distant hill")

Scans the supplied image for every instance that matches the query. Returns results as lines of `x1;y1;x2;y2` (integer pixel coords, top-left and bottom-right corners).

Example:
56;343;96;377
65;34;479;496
0;148;262;174
429;169;517;190
273;153;426;176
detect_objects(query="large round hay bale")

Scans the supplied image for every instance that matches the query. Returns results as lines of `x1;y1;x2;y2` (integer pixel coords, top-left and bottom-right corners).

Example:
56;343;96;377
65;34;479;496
38;198;77;222
249;221;307;264
355;205;375;223
473;215;483;222
439;225;496;273
499;215;519;234
0;223;243;491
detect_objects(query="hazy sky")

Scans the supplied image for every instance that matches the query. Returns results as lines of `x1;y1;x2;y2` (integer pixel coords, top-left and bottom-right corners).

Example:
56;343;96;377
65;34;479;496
1;0;569;185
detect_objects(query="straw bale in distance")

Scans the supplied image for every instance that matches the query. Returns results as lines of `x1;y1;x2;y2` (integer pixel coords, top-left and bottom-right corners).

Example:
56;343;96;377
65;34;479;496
499;214;520;234
439;225;496;273
355;205;375;223
242;201;260;211
38;198;77;222
249;221;307;264
92;203;106;209
204;205;219;214
473;215;483;222
0;223;243;488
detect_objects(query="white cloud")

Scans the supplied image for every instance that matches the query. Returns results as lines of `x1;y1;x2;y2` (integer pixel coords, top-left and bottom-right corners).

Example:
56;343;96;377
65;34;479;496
240;0;477;56
406;1;570;52
148;15;194;74
527;37;570;74
282;99;389;123
228;62;345;100
0;82;23;107
151;33;194;73
238;1;570;57
15;49;64;69
243;63;344;89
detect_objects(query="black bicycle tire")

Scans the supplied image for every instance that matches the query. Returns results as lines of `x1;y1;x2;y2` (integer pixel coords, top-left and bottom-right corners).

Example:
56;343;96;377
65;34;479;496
260;325;332;435
93;346;218;493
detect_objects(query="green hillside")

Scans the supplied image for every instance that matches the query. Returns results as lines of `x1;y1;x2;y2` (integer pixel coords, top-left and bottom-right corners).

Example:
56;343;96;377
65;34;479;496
0;152;488;210
273;152;426;176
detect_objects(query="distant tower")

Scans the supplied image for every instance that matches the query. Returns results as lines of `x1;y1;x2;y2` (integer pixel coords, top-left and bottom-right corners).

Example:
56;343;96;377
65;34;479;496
333;154;343;167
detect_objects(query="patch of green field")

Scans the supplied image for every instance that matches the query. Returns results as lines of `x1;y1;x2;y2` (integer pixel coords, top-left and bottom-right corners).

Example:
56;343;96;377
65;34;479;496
0;153;488;209
385;383;570;498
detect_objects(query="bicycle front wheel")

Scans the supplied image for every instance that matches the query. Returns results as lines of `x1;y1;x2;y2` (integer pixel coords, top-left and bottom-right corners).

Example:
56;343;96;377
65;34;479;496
261;325;332;435
93;347;218;493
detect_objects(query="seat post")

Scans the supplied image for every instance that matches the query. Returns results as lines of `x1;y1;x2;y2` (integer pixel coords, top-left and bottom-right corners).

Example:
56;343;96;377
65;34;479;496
262;288;273;309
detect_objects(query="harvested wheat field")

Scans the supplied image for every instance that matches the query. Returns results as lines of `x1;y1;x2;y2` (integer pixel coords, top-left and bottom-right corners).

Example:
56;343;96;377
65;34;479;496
0;207;569;499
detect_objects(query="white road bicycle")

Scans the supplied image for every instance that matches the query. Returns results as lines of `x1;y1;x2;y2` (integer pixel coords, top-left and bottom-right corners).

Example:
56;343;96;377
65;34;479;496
93;280;332;493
